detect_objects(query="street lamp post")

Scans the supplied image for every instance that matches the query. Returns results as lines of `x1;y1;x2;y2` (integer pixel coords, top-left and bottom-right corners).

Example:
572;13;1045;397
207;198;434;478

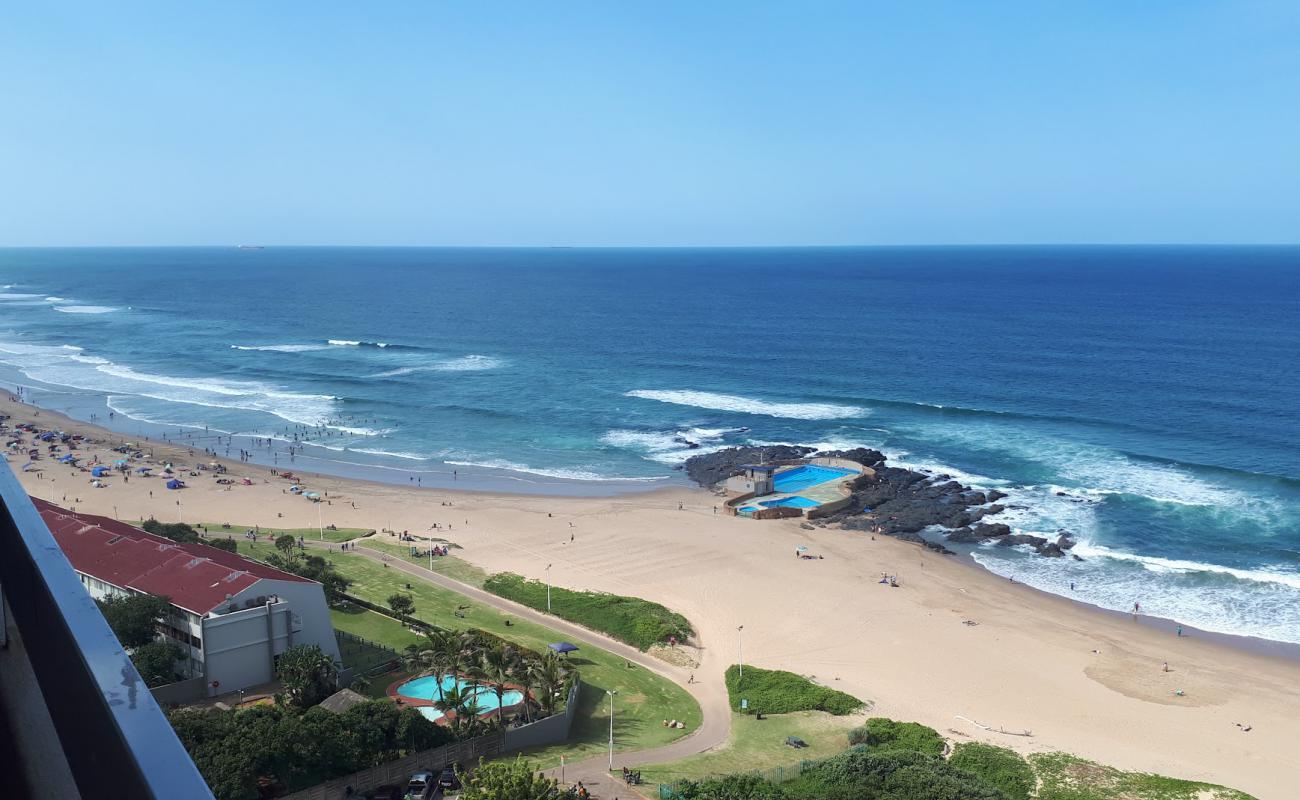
737;625;744;682
606;689;617;770
545;563;553;612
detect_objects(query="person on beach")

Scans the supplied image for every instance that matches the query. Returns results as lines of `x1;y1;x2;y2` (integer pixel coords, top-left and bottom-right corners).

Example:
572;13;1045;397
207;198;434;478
1176;625;1184;637
1133;601;1142;614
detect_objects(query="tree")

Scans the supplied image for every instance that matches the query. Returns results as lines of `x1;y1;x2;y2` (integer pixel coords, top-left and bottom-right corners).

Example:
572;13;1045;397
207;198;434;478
276;644;338;709
207;538;238;553
142;518;200;543
275;533;298;555
457;757;557;800
97;592;173;648
132;640;184;687
387;593;415;616
529;652;570;714
480;642;516;726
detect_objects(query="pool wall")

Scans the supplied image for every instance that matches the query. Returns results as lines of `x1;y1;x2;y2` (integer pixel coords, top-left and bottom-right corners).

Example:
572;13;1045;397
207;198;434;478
724;456;872;519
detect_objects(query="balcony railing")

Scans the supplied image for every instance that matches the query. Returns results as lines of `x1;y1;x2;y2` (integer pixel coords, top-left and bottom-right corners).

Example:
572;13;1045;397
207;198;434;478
0;462;214;799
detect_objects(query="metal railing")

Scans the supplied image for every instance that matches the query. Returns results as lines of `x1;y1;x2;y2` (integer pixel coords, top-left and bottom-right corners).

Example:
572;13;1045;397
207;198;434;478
0;462;214;799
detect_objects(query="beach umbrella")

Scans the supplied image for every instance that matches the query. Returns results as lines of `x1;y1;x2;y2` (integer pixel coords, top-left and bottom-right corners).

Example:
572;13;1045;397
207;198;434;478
136;466;151;473
91;466;108;477
548;642;579;654
166;478;184;490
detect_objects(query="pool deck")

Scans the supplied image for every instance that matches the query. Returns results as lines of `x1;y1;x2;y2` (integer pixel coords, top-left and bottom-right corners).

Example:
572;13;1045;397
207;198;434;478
728;457;871;518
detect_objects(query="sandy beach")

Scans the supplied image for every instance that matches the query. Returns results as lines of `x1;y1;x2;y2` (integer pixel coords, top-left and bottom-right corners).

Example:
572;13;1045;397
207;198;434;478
6;396;1297;799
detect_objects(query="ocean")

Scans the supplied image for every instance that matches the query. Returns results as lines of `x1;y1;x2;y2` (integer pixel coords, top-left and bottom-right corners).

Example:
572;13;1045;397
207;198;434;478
1;246;1298;643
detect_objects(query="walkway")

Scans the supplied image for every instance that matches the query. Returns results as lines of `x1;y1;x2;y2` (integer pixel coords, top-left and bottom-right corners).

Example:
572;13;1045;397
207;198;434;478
304;538;732;798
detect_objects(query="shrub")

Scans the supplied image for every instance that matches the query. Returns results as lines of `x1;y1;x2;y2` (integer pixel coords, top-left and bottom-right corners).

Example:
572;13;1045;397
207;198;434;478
784;748;1002;800
482;572;692;650
949;743;1034;800
676;774;788;799
724;664;864;716
855;717;945;756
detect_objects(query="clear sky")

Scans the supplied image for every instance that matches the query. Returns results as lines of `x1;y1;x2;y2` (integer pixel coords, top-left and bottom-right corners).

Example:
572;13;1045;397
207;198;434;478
2;2;1298;246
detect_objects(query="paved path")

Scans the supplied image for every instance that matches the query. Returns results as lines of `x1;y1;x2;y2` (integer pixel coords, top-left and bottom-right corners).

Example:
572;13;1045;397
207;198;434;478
307;538;732;798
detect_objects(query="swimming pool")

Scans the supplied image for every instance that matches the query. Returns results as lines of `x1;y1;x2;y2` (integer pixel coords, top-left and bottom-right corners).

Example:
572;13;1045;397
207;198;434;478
397;675;526;720
772;464;855;493
759;496;820;509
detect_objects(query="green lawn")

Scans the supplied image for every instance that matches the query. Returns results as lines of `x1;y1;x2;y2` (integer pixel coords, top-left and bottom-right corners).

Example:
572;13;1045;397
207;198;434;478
638;711;865;785
357;539;489;587
235;541;701;767
197;521;372;543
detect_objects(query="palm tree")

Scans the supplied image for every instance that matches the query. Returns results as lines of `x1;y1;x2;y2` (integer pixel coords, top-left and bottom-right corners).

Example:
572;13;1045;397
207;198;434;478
421;629;459;704
529;652;570;715
480;643;515;726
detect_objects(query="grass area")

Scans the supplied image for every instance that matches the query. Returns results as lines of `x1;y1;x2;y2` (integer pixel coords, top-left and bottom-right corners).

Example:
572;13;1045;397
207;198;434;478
235;541;701;766
194;520;372;543
726;665;865;716
1030;753;1256;800
358;538;489;587
482;572;692;650
638;711;865;785
332;614;406;674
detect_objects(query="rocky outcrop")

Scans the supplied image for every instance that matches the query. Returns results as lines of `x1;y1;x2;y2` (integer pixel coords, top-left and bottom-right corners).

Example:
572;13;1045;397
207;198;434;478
681;445;815;487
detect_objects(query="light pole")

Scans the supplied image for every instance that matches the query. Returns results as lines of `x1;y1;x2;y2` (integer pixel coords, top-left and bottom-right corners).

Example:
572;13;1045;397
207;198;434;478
606;689;617;770
737;625;744;682
545;563;553;612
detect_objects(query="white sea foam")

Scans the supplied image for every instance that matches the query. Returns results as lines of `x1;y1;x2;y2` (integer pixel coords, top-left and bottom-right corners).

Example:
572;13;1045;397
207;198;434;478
445;458;669;482
55;305;120;314
328;339;362;346
627;389;866;420
349;447;431;462
232;343;330;353
370;355;503;377
0;338;353;431
1066;541;1300;590
601;428;733;464
0;292;45;300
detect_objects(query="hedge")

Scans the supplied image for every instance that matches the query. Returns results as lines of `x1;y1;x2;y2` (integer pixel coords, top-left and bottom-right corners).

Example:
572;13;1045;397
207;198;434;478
482;572;692;650
724;664;865;716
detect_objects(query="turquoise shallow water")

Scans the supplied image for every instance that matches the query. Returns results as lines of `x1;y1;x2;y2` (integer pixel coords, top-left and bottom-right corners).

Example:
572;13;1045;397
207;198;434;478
397;674;525;721
0;246;1298;642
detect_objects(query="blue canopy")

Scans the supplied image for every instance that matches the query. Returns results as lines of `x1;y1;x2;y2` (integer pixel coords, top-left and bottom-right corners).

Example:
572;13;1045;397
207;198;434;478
136;466;152;473
166;478;184;489
91;466;108;477
59;454;76;463
548;642;579;654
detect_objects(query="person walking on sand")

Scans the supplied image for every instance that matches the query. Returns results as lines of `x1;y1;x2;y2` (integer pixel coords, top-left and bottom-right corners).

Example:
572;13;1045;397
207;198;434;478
1176;625;1184;637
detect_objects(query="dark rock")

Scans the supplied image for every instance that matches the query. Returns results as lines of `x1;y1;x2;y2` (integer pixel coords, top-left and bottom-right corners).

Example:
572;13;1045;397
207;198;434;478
820;447;886;467
1056;532;1076;550
1072;553;1084;562
945;522;1011;544
923;540;956;555
987;490;1008;502
1038;543;1065;558
997;534;1048;549
682;445;814;487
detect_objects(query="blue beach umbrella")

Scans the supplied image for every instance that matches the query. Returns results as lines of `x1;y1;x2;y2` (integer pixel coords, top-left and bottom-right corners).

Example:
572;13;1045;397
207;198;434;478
548;642;579;654
91;466;108;477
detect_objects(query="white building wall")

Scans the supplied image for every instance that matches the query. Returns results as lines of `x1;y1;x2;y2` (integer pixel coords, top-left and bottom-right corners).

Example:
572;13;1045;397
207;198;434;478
200;600;294;696
227;578;341;665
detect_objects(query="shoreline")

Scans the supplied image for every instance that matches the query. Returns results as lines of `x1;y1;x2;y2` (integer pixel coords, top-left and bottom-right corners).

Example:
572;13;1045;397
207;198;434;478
9;390;1300;661
6;394;1300;796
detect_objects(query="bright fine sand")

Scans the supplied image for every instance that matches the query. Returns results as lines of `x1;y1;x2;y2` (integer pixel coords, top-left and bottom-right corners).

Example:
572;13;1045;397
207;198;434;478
7;397;1298;799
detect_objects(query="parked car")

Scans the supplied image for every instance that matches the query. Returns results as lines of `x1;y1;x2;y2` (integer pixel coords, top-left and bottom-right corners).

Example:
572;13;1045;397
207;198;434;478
404;771;436;800
437;768;461;792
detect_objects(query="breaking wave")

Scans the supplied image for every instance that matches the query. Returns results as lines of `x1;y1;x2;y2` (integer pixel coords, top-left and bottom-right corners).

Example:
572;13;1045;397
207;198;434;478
627;389;866;420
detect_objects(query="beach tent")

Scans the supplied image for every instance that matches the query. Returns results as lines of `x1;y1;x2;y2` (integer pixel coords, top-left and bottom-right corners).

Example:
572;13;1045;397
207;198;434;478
91;466;108;477
304;492;320;500
22;462;36;471
59;455;76;463
166;479;184;490
548;642;579;654
114;459;128;467
136;466;152;473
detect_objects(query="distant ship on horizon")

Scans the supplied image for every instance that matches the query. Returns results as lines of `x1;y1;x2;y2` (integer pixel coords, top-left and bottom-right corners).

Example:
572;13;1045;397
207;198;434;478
236;244;265;250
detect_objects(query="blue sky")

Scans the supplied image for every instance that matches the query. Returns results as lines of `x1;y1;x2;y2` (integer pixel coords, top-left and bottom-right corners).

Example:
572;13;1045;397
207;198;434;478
2;2;1297;246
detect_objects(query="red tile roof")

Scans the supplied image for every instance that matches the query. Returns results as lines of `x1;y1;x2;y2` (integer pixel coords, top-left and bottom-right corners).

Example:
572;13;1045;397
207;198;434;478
33;498;312;614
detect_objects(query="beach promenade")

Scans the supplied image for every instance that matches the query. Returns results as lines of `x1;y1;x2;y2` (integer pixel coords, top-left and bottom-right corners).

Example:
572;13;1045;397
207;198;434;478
6;397;1300;798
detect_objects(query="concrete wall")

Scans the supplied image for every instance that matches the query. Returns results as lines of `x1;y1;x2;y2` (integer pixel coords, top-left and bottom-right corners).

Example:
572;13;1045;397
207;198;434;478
201;599;293;696
502;678;581;751
150;675;207;706
230;577;341;665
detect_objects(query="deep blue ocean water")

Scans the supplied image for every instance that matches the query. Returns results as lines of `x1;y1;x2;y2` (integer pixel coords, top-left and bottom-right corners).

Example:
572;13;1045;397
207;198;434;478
1;246;1298;642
